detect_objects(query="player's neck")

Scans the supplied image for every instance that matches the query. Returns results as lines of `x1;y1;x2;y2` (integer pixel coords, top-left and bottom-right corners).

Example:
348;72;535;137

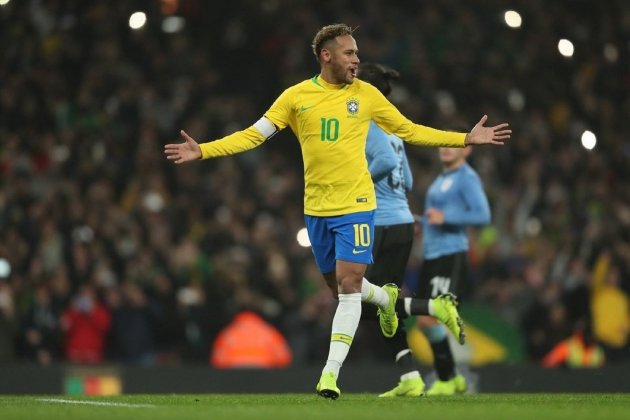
442;159;466;172
318;71;346;88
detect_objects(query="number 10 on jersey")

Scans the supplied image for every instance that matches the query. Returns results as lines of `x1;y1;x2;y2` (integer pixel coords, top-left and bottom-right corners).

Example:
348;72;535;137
320;118;339;141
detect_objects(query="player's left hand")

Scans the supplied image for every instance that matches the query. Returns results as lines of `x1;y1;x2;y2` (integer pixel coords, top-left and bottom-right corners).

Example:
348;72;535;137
425;208;445;225
465;115;511;146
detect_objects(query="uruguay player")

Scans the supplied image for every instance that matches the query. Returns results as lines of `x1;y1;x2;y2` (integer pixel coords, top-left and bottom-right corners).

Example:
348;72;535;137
359;63;463;398
412;145;491;395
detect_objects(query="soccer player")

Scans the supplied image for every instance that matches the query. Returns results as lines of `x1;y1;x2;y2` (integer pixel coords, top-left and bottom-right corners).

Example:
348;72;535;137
407;145;491;395
164;23;511;400
358;62;462;398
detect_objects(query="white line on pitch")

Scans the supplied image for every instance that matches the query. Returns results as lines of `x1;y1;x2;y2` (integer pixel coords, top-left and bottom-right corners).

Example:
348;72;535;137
36;398;156;408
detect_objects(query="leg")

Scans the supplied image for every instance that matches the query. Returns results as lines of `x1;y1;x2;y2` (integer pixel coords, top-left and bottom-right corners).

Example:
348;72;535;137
413;252;469;395
417;315;467;395
311;210;395;399
417;315;454;381
317;259;365;399
399;294;465;345
322;272;338;299
398;253;466;344
365;224;425;397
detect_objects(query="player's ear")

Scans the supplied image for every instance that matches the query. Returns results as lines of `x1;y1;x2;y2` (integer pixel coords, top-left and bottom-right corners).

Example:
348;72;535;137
320;47;332;63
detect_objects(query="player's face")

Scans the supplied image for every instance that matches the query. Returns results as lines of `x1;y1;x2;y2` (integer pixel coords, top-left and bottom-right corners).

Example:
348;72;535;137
329;35;360;84
439;147;470;169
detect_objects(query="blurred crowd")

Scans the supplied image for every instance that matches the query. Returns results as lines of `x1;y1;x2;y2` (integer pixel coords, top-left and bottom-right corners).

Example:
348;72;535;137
1;0;629;367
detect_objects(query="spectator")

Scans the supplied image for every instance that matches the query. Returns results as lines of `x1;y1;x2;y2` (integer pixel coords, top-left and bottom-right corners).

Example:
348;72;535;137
106;282;156;365
20;283;61;364
61;284;111;364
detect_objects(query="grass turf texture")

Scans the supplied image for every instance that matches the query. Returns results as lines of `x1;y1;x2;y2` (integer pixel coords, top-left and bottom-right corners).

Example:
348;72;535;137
1;394;629;420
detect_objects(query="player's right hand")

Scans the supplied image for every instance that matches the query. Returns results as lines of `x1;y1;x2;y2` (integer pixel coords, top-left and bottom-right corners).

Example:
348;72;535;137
164;130;202;163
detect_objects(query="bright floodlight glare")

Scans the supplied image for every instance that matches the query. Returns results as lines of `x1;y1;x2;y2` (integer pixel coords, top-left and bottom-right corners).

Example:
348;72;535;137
0;0;10;6
129;12;147;30
0;258;10;278
504;10;522;28
296;227;311;247
162;16;185;33
558;39;574;57
581;130;597;150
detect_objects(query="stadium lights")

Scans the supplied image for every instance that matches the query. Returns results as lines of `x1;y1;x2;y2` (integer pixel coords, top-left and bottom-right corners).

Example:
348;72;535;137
504;10;522;28
581;130;597;150
0;258;11;278
162;16;185;33
296;227;311;247
129;12;147;30
558;39;574;57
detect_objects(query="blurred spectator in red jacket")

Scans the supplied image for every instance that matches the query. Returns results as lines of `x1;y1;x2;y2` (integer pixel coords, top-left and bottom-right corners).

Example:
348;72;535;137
61;284;111;363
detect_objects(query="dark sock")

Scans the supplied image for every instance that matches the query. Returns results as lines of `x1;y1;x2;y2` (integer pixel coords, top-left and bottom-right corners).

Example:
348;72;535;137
396;298;431;317
431;338;455;381
395;299;407;318
409;299;430;315
387;327;418;376
409;298;431;316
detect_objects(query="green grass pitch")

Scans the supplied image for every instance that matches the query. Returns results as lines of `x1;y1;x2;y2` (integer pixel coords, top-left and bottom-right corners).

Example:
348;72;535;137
1;394;629;420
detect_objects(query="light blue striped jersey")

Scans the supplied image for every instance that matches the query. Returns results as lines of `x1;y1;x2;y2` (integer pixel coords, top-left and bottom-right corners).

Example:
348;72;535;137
365;121;414;226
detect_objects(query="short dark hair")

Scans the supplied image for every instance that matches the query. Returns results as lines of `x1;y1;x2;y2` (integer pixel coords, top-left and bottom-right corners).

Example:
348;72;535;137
357;63;400;97
311;23;354;62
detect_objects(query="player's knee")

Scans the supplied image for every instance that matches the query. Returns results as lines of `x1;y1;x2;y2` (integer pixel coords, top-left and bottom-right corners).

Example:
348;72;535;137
337;274;362;294
336;263;365;294
339;281;362;294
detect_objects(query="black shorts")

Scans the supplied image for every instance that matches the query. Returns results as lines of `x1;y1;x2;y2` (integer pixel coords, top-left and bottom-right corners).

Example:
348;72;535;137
415;251;468;301
362;223;414;319
364;223;414;288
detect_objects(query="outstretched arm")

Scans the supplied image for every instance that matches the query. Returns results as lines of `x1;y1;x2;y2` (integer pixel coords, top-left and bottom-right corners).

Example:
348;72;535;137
369;86;510;148
164;130;202;164
464;115;511;146
164;118;276;163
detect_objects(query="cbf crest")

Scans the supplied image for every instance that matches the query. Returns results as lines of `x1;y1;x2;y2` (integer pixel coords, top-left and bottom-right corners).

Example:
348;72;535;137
346;98;359;116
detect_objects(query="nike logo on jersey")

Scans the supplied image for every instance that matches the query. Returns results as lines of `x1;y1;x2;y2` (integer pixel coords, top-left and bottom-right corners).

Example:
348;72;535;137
352;249;368;254
299;105;315;113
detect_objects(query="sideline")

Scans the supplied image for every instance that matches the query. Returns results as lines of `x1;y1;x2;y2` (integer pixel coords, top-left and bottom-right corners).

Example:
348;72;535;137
36;398;156;408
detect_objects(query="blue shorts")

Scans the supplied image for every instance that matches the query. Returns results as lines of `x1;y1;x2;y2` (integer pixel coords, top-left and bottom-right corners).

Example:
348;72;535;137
305;210;375;274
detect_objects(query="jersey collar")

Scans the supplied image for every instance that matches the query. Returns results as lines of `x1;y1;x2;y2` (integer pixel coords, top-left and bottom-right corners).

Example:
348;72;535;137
311;74;347;90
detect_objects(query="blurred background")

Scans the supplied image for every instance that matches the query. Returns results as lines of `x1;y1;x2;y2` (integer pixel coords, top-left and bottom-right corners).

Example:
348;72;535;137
1;0;629;386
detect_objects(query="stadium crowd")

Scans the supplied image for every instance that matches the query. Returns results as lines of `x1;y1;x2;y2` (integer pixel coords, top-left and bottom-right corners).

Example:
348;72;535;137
1;0;629;366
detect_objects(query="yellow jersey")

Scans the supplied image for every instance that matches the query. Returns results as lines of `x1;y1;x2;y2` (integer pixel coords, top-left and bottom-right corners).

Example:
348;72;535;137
200;75;466;216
